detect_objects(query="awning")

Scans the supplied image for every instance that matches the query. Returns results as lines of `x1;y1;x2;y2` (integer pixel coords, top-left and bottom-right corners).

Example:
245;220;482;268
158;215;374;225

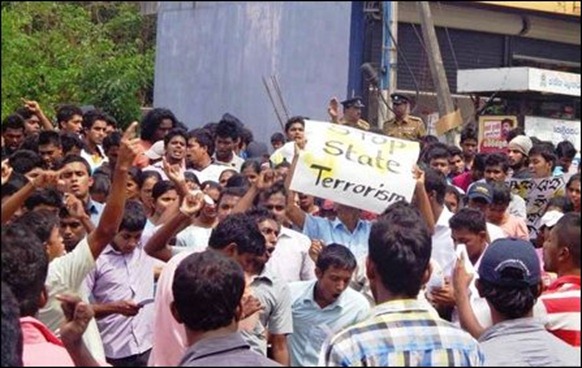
457;67;581;97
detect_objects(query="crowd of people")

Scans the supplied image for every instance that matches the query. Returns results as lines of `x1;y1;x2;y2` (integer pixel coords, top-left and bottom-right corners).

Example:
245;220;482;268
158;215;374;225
1;94;580;367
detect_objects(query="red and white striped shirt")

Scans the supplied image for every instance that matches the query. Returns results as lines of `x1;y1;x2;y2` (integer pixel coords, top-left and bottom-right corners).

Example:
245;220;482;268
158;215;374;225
534;275;581;347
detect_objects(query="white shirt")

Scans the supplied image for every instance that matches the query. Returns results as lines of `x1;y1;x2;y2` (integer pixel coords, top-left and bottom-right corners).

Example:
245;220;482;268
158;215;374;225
187;163;230;183
80;146;108;175
266;227;316;283
487;222;508;242
39;237;106;362
213;152;244;171
431;206;456;278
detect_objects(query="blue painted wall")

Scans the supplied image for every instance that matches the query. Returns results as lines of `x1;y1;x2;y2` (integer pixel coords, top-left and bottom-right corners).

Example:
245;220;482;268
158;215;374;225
154;2;353;145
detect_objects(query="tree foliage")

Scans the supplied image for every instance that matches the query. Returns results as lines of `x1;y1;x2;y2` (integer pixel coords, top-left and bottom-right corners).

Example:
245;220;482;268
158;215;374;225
1;1;155;128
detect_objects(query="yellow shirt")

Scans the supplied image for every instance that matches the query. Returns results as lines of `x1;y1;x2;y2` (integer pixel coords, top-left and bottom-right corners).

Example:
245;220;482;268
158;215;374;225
334;117;370;131
382;115;426;141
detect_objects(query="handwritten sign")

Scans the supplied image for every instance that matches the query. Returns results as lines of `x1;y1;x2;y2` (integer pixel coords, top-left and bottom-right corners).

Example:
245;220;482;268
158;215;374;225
478;115;517;154
508;176;566;239
290;120;420;214
524;116;581;151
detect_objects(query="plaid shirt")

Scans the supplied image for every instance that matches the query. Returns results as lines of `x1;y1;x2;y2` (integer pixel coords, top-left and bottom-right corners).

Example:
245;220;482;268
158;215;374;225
321;299;483;366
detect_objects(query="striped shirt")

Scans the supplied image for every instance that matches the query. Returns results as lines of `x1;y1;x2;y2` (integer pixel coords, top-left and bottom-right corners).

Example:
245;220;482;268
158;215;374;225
534;275;580;347
321;299;483;366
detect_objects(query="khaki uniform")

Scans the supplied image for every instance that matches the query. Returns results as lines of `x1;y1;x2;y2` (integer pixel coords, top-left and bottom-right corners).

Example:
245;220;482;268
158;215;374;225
382;115;426;141
335;117;370;131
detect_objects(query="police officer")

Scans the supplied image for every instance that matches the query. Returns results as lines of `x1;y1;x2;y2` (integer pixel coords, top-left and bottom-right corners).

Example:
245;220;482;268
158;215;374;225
383;93;426;141
328;96;370;131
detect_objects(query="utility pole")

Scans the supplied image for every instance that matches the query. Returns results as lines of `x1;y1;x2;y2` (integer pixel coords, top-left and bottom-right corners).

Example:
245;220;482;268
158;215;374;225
418;2;457;145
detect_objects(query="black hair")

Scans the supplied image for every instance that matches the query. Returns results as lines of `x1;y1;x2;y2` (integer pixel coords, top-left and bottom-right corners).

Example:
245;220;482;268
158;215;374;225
270;132;286;143
478;278;540;319
103;131;122;152
490;182;511;207
24;188;64;212
8;149;43;174
151;180;176;202
188;128;215;157
140;108;178;142
284;116;305;133
545;196;574;213
529;144;557;169
1;223;48;317
1;281;24;367
448;145;463;158
104;113;117;129
460;124;478;143
202;122;218;138
484;152;509;173
217;186;247;205
172;250;245;332
423;168;447;205
201;180;222;194
449;207;487;234
241;158;261;174
369;201;432;298
260;181;287;203
567;173;580;189
553;212;580;268
1;114;25;132
215;119;241;140
119;200;147;232
445;185;463;206
245;207;279;229
274;160;291;169
59;131;85;155
15;106;35;120
81;109;108;130
423;142;450;165
38;130;61;148
13;208;60;244
208;213;266;256
127;167;142;185
57;155;91;177
225;174;250;190
137;170;162;188
56;104;83;126
19;134;39;152
240;127;254;147
1;172;29;198
163;127;188;147
90;173;111;199
316;243;357;273
184;171;201;187
420;135;439;152
555;140;577;160
505;127;525;143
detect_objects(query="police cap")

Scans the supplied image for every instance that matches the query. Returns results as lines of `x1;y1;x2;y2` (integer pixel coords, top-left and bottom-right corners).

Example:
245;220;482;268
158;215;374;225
340;96;365;109
390;93;411;105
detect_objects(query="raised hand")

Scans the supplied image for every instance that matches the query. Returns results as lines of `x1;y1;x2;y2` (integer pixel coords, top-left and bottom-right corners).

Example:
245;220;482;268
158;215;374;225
328;97;340;121
255;168;276;190
163;157;185;184
1;159;13;185
63;193;87;219
21;98;42;114
32;168;63;189
57;293;95;346
179;191;205;217
116;122;141;170
308;239;324;263
412;164;425;184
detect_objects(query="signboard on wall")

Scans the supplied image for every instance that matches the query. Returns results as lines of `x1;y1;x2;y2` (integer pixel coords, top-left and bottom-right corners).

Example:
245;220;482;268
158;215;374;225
524;116;581;151
478;115;517;153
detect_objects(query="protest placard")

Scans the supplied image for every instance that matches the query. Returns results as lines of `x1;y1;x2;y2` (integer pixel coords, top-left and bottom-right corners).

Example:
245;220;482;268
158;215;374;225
289;120;420;214
478;115;517;154
508;175;567;239
524;116;581;151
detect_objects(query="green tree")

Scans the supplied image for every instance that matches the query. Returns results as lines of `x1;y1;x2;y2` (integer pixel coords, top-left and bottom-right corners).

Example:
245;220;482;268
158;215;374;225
1;1;155;128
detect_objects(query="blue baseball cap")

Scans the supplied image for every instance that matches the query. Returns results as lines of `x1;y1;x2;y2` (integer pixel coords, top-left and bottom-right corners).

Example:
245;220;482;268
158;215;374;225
478;238;541;288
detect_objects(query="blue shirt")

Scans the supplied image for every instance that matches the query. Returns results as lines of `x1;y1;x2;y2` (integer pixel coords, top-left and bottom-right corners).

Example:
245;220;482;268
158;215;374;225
303;214;372;259
287;280;370;367
86;199;104;226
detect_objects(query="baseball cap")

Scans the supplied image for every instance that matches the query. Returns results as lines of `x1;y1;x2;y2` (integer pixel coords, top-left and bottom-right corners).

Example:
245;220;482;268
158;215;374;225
145;140;165;160
478;238;541;288
467;182;493;204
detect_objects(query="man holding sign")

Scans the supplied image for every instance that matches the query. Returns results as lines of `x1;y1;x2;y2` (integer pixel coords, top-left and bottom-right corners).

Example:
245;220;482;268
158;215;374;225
285;121;428;259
